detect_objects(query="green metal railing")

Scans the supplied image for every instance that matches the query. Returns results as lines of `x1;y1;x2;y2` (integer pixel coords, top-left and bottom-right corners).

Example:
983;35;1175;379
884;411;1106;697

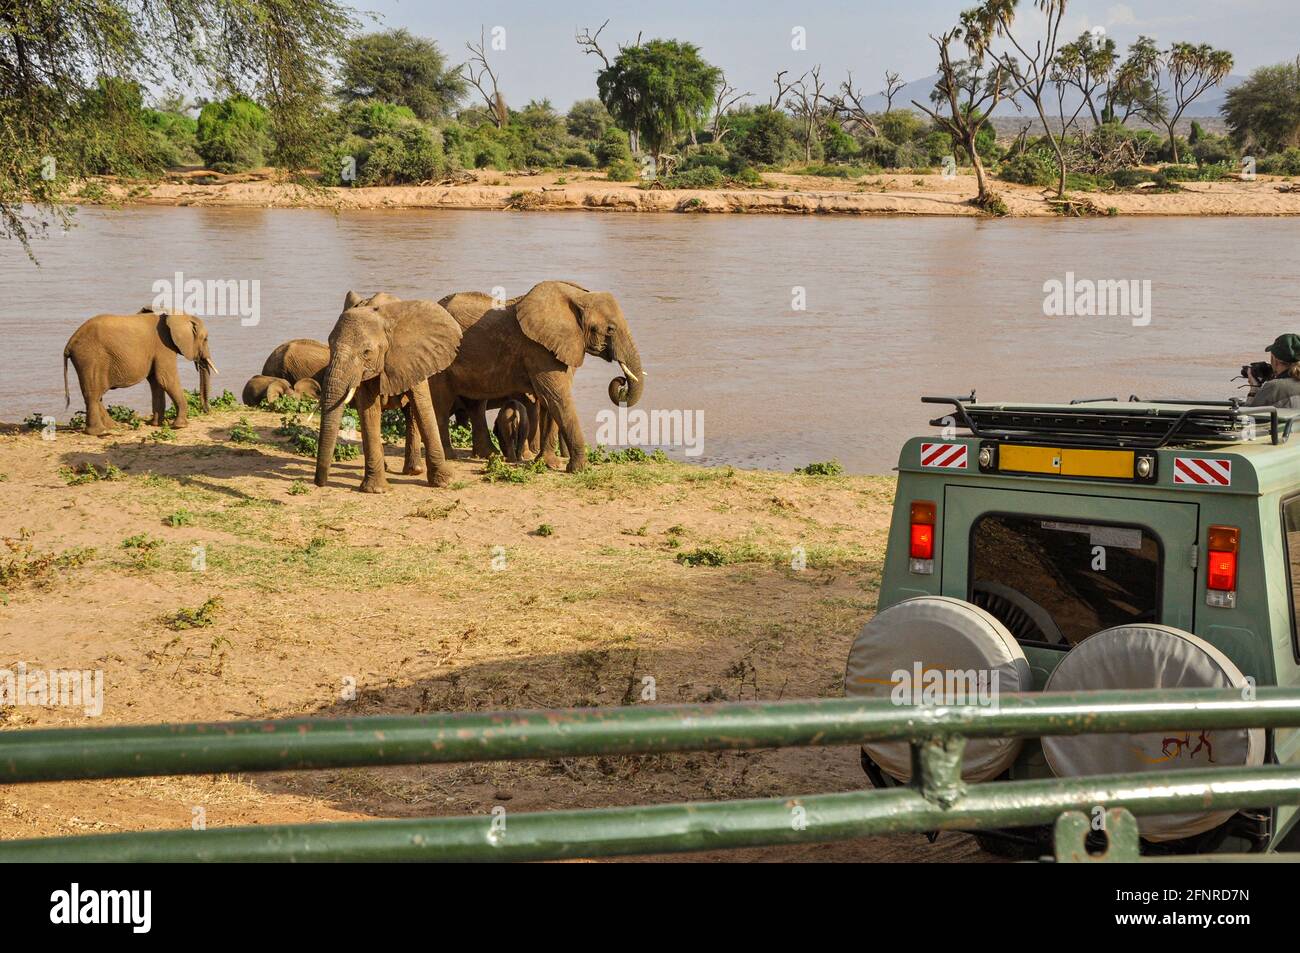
2;687;1300;861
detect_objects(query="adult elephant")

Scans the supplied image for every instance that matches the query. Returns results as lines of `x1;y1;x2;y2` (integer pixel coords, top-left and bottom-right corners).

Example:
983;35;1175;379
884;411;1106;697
314;291;462;493
64;308;217;436
262;338;329;386
432;281;644;472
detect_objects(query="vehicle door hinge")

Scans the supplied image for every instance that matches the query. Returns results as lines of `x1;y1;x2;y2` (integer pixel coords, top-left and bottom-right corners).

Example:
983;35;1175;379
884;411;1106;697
1188;544;1199;569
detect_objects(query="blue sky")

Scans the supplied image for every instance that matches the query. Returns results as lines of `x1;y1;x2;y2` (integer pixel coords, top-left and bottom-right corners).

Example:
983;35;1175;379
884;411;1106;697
359;1;1295;109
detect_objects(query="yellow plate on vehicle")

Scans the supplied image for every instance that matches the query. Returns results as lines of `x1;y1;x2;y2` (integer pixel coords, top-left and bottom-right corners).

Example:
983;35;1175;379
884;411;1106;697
999;445;1135;479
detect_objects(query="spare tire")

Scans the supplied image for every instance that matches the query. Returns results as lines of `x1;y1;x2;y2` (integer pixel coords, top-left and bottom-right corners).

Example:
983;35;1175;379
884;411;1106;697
1042;624;1264;842
844;596;1032;783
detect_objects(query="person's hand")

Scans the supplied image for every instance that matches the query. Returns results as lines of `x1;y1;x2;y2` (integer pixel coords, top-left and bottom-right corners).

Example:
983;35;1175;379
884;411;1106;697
1248;367;1261;386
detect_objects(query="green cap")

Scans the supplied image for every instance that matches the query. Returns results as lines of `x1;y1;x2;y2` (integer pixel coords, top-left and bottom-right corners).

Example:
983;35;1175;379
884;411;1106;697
1267;334;1300;363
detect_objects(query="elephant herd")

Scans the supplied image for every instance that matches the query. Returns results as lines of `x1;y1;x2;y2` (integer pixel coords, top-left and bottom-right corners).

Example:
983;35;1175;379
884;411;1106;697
61;281;645;491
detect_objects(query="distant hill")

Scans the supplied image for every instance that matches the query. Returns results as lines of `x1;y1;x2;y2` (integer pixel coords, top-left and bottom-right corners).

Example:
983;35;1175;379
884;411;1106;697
858;70;1245;119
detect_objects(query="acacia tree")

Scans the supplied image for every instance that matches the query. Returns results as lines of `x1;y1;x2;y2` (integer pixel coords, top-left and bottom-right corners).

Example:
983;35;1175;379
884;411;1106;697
592;37;720;169
911;26;1011;204
338;29;467;121
1106;37;1167;125
1;0;356;258
1223;57;1300;153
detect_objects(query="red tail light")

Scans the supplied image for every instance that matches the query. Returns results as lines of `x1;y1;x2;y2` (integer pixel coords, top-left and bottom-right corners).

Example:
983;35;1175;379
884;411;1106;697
910;501;936;561
1206;525;1239;605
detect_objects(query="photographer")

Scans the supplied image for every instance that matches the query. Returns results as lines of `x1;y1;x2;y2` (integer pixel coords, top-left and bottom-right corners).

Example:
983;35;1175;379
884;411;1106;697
1246;334;1300;408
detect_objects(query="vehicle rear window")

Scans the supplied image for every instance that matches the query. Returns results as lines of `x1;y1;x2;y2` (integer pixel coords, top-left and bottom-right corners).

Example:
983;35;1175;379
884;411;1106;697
968;514;1161;647
1282;497;1300;659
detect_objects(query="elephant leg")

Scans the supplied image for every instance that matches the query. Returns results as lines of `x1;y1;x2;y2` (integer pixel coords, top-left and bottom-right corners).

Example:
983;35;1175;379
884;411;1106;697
532;371;586;473
401;401;424;475
79;373;109;437
148;375;165;426
430;378;461;458
357;378;388;494
523;395;541;458
535;405;563;469
409;381;454;487
469;400;494;458
159;364;187;428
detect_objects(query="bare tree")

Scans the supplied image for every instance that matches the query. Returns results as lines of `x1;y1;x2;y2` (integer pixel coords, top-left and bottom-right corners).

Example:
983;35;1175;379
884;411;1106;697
788;66;829;161
576;19;612;68
911;27;1011;203
770;69;799;109
710;72;751;142
880;70;904;112
825;70;880;139
463;27;507;128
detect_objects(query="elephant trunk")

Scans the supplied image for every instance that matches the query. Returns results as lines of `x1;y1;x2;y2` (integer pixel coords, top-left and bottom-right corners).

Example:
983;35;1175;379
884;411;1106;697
609;328;645;407
315;350;359;487
197;361;211;414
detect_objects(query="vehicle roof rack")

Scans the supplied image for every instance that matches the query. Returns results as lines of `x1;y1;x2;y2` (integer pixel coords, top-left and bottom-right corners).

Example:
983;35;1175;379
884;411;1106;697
922;394;1293;449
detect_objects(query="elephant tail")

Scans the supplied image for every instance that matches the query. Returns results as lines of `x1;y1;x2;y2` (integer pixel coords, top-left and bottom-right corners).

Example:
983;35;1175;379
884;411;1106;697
63;347;71;408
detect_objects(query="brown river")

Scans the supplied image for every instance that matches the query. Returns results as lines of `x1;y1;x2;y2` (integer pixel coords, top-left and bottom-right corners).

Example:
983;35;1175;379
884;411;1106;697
4;207;1298;473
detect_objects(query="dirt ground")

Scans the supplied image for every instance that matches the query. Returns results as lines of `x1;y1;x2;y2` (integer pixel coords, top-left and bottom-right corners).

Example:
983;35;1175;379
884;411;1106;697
90;166;1300;218
0;410;988;861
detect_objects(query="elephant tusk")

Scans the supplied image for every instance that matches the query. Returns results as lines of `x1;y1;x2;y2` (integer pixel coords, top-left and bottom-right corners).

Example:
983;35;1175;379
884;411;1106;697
618;362;639;384
343;385;357;407
207;361;219;376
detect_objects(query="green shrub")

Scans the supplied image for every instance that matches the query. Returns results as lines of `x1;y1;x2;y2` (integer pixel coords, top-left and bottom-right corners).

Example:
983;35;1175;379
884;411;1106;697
1258;148;1300;176
107;405;143;429
655;166;724;189
594;128;633;166
163;596;222;631
795;460;843;476
732;108;795;167
606;159;638;181
676;547;727;567
228;417;260;443
195;96;272;173
999;151;1058;186
563;149;596;168
276;415;359;461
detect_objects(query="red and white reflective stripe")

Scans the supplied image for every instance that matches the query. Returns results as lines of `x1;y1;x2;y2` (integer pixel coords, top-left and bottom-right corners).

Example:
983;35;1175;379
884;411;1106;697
1172;457;1232;486
920;442;968;469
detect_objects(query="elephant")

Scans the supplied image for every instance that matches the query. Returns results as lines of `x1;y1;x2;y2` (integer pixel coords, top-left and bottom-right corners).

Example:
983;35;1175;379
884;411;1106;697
432;282;644;473
242;374;294;406
292;377;321;400
315;291;463;493
64;307;217;436
262;338;329;386
493;398;530;462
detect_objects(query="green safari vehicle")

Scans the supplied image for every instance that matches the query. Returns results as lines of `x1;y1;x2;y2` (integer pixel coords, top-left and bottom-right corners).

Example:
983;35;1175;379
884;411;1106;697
845;395;1300;856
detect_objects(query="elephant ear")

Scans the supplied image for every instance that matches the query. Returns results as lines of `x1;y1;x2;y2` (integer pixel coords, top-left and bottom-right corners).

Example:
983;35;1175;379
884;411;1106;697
515;282;588;368
378;300;463;398
343;290;364;309
164;313;200;361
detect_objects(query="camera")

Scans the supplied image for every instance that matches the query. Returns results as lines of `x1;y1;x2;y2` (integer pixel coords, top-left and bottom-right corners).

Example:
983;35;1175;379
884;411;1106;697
1241;361;1274;384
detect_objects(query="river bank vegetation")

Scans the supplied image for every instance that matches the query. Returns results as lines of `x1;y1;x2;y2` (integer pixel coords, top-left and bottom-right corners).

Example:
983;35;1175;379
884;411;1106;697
6;0;1300;253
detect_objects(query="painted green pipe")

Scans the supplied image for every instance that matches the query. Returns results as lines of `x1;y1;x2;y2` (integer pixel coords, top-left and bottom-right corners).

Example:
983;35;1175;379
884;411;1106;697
3;764;1298;862
3;688;1298;784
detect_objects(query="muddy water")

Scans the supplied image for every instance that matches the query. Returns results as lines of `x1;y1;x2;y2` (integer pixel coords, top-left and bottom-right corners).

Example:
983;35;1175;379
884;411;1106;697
4;207;1298;473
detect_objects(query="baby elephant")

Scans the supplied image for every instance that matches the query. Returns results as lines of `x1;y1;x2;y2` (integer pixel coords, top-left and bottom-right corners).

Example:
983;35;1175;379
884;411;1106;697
493;399;531;462
291;377;321;400
64;308;217;436
242;374;294;407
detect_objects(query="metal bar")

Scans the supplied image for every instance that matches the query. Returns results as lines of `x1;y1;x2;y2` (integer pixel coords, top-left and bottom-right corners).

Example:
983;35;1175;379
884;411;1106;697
3;764;1298;863
2;688;1298;784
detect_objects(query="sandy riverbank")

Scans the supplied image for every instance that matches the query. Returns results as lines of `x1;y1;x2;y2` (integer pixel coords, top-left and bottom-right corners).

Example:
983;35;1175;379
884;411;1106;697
86;167;1300;218
0;410;987;861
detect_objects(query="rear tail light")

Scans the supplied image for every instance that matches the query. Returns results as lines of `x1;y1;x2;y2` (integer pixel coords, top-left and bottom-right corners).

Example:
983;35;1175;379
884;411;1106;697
1206;524;1238;608
909;501;936;574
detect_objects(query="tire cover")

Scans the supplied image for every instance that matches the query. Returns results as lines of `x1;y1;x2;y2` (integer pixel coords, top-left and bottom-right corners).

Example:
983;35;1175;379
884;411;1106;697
1042;624;1264;842
844;596;1031;783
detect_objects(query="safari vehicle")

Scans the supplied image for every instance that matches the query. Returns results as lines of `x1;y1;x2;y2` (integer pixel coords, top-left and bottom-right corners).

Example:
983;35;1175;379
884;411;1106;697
845;394;1300;856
